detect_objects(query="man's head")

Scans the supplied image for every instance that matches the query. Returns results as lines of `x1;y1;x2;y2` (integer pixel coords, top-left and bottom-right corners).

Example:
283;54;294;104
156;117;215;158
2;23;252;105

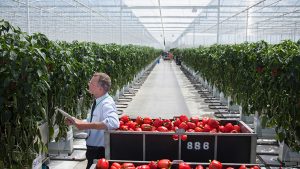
88;72;111;97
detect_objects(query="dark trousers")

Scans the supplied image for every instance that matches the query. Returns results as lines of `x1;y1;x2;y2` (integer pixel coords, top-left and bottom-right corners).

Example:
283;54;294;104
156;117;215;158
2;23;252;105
86;145;105;169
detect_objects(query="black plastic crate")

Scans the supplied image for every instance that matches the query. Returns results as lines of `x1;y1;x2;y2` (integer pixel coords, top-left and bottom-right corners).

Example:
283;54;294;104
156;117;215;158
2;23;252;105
105;120;257;163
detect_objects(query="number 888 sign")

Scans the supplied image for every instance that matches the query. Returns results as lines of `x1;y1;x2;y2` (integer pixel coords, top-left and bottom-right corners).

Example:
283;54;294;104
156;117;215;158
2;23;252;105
181;135;215;162
186;141;210;150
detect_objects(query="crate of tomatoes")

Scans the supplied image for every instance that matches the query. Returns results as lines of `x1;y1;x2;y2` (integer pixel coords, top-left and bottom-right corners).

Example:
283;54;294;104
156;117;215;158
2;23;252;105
91;158;261;169
104;115;256;163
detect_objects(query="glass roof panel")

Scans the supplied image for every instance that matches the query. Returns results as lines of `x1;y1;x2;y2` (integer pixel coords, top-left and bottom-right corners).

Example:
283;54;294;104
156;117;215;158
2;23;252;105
122;0;213;46
123;0;158;6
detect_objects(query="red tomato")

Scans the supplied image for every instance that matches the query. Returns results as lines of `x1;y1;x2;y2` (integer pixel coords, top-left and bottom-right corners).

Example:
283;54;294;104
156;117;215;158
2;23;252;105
224;123;234;133
136;116;143;125
179;115;189;122
233;125;241;132
239;165;247;169
250;166;260;169
209;160;222;169
231;130;238;133
178;122;188;130
210;129;217;133
163;119;173;130
203;124;212;132
120;125;129;131
110;166;118;169
190;116;199;123
194;127;203;132
208;118;219;129
157;126;168;132
178;162;191;169
120;115;129;123
137;165;150;169
218;125;225;133
157;159;171;169
187;122;196;129
172;134;179;141
135;127;142;131
195;165;204;169
187;129;195;132
122;163;135;169
148;161;157;169
96;158;109;169
180;135;188;141
196;121;203;127
202;117;209;125
173;118;181;127
153;118;163;127
143;117;152;124
141;124;152;131
128;121;138;130
111;162;121;169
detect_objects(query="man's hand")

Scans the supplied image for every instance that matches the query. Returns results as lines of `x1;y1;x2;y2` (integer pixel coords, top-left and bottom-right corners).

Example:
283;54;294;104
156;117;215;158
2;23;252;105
66;117;107;130
73;118;87;130
65;117;75;125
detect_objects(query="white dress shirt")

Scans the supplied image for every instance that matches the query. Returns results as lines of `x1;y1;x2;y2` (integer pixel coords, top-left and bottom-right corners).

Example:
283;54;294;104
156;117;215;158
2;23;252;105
86;93;120;147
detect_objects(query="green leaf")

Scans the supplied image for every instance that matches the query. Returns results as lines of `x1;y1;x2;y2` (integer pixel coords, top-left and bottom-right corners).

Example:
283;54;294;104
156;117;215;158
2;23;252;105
37;69;42;77
49;126;54;139
9;51;17;60
35;48;45;60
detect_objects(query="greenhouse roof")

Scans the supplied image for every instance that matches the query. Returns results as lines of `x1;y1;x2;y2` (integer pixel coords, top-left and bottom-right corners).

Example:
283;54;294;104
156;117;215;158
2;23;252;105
1;0;300;49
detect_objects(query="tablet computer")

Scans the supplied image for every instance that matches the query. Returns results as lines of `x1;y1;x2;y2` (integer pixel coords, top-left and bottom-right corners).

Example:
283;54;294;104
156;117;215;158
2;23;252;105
55;107;73;119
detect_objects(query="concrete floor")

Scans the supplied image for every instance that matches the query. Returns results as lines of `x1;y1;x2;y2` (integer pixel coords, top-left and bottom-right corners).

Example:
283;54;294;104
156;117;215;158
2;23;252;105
123;59;214;119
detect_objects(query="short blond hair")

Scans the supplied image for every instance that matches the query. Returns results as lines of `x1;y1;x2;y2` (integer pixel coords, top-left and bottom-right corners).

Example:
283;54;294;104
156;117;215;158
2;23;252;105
93;72;111;92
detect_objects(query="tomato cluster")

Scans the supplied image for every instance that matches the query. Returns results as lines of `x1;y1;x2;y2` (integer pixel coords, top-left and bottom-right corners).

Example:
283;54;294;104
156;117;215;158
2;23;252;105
96;159;171;169
96;159;260;169
118;115;241;134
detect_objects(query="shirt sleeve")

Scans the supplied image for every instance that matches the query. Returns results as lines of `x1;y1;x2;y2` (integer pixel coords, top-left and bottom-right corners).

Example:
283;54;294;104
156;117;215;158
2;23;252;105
101;103;120;130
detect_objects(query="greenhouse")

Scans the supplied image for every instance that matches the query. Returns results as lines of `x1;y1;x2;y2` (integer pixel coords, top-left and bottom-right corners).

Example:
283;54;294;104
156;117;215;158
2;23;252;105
1;0;300;169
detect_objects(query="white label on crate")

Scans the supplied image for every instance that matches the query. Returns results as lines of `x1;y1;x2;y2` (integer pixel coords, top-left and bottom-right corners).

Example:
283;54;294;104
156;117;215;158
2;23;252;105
186;141;210;150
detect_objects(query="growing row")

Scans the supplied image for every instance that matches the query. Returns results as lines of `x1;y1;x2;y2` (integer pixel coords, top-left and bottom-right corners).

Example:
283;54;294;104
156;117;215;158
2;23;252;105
0;19;160;168
172;40;300;151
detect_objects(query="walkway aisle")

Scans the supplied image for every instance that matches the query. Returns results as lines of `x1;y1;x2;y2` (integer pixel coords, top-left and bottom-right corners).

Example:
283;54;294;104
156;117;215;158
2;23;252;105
124;59;215;119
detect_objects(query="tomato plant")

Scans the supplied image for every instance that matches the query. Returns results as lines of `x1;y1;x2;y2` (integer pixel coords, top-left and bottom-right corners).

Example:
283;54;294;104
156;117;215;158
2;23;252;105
175;40;300;151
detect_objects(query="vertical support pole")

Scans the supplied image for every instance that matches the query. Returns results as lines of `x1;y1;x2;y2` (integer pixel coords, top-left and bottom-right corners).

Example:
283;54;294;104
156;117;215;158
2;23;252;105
90;7;92;42
256;23;258;41
217;0;220;44
214;135;218;159
246;10;249;42
193;21;195;47
120;0;123;45
27;0;30;34
294;22;297;42
40;9;42;33
143;134;145;161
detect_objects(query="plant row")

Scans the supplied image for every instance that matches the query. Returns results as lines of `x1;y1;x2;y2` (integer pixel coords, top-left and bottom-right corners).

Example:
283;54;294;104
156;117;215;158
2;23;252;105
0;19;160;168
172;40;300;151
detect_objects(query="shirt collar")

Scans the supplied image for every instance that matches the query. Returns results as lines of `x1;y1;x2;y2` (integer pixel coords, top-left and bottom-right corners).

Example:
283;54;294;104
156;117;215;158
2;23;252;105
95;92;109;104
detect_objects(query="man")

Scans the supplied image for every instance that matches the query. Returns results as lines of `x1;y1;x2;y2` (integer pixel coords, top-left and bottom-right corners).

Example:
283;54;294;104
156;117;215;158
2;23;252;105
66;72;120;169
